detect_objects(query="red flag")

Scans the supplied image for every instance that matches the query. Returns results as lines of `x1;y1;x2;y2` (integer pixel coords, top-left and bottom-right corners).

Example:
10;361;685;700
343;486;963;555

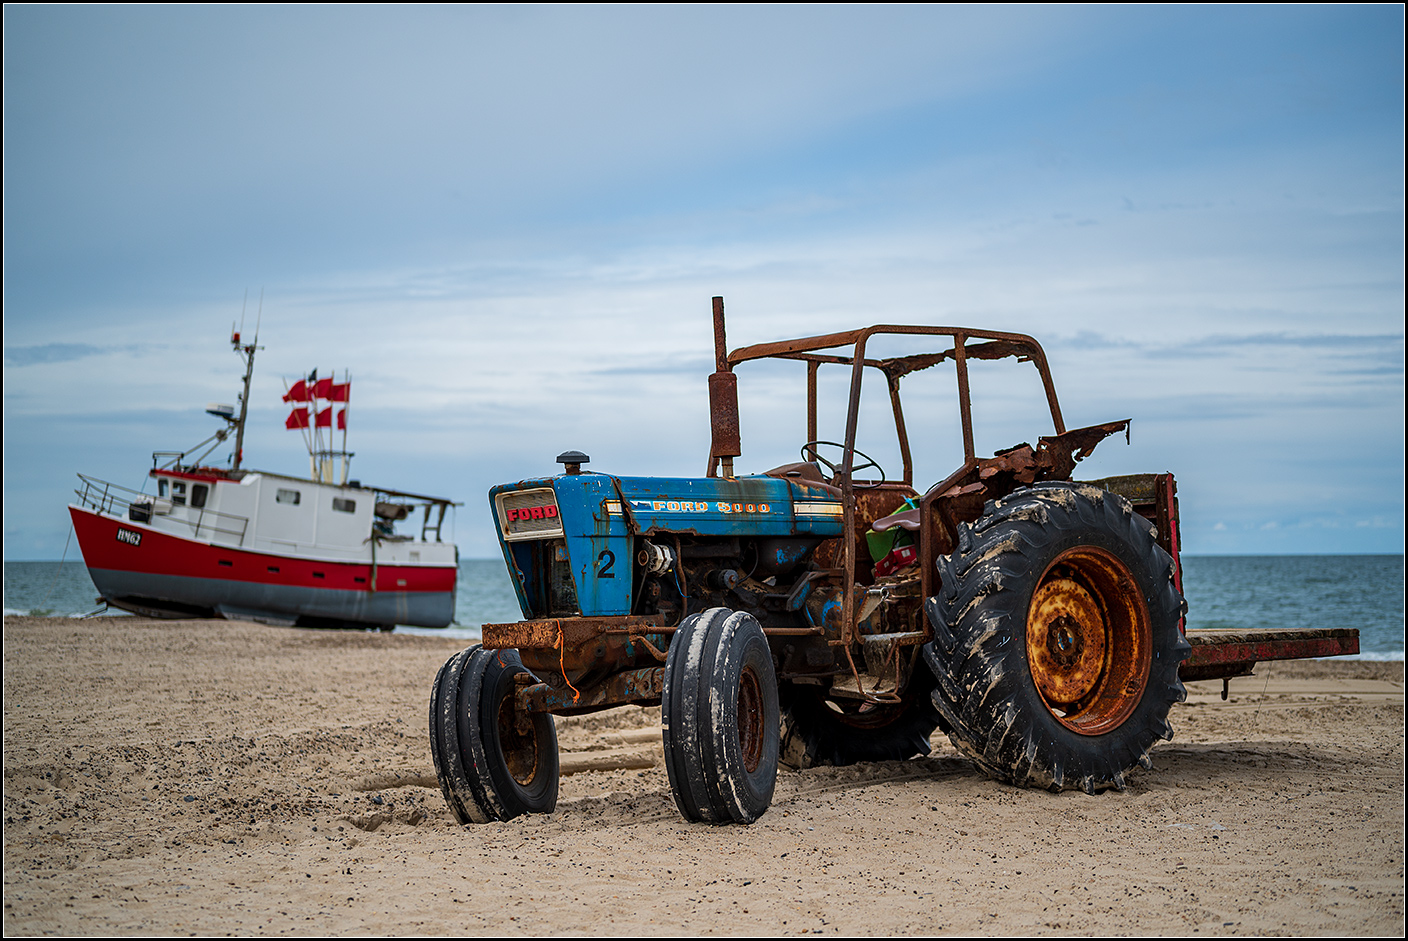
313;377;334;400
336;408;347;430
329;382;350;402
315;406;333;428
285;407;310;429
282;380;309;403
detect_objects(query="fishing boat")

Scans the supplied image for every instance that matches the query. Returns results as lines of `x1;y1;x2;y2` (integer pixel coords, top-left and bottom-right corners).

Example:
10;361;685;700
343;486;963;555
68;328;459;629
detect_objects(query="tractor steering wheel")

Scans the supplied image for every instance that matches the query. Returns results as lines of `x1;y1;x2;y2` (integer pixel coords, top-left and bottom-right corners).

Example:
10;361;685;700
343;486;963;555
800;441;887;487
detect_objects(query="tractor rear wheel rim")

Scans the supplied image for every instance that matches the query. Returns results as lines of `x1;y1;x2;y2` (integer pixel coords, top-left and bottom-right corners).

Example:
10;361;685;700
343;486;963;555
1026;546;1152;735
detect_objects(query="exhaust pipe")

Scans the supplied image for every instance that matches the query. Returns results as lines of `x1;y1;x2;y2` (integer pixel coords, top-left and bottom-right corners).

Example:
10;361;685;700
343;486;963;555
708;296;741;478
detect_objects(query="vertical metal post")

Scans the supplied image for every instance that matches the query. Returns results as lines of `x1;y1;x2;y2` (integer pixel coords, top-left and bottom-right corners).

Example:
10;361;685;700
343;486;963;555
837;332;869;646
707;296;741;478
954;335;975;462
807;360;818;446
887;375;912;486
1030;347;1066;435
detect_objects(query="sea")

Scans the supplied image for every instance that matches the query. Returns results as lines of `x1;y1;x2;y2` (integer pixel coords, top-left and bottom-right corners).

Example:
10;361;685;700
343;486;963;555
3;556;1403;659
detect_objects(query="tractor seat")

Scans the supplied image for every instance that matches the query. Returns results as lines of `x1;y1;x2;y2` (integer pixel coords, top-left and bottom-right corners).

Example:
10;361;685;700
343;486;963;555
871;506;921;533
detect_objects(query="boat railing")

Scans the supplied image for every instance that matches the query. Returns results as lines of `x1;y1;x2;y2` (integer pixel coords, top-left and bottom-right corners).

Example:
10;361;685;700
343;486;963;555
74;474;250;546
371;486;460;543
74;474;142;516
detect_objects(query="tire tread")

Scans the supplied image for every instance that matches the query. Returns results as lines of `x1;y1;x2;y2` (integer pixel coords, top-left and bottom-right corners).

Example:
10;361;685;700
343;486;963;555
923;483;1190;792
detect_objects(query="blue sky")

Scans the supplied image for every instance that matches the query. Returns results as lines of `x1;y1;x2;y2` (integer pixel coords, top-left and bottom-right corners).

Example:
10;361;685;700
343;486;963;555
4;5;1403;559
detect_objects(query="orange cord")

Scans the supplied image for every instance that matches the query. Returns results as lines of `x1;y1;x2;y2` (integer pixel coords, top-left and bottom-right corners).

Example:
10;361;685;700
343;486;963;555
559;623;581;702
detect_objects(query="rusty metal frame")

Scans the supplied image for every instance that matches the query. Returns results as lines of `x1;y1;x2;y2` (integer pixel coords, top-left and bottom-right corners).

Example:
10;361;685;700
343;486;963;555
723;324;1067;644
515;666;666;715
1181;628;1359;682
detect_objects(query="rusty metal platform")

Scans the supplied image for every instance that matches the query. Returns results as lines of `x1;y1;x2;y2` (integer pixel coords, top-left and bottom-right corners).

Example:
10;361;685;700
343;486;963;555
1180;628;1360;682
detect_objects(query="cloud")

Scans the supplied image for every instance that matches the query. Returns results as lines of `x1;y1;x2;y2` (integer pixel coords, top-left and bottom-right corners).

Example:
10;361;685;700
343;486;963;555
1151;332;1405;357
4;343;108;367
3;6;1402;557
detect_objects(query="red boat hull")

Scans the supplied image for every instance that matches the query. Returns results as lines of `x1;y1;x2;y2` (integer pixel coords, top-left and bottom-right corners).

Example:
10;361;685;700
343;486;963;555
70;505;456;628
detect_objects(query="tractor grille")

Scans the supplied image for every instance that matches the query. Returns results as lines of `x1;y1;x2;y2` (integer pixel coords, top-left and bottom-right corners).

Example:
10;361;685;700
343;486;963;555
496;487;564;542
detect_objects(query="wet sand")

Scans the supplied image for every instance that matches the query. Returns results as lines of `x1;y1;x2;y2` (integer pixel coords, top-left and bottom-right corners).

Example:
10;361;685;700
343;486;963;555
3;616;1403;936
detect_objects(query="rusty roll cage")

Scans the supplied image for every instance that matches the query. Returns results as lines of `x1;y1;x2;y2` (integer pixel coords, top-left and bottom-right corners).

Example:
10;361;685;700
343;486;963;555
714;321;1069;647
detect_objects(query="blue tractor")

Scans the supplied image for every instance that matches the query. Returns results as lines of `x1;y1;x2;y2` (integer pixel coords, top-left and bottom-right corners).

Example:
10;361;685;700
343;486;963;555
430;297;1191;824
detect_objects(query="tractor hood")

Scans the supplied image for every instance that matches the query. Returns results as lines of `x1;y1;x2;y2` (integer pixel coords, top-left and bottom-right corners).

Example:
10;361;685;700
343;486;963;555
490;472;846;543
488;472;846;618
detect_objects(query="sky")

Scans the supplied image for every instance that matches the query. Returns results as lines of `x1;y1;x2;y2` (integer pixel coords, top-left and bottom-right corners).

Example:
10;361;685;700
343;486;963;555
3;5;1403;560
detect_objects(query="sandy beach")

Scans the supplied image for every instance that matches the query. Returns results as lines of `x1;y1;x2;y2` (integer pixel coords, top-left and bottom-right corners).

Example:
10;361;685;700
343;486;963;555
3;615;1402;936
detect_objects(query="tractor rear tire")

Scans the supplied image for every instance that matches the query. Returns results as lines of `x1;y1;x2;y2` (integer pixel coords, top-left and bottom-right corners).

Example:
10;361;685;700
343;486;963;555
429;645;559;822
779;667;941;769
663;607;780;824
923;482;1189;793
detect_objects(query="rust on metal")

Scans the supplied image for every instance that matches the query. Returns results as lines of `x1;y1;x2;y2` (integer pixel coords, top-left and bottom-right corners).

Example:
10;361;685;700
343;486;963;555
498;679;547;781
1159;473;1184;612
485;615;673;695
813;483;917;591
1025;546;1151;735
707;296;741;478
727;325;1069;448
737;664;766;773
630;633;670;662
516;666;666;715
919;461;975;600
713;312;1087;638
487;614;819;701
1082;472;1184;628
706;307;1170;679
953;333;975;462
806;360;819;445
1180;628;1360;682
482;615;671;651
910;422;1131;603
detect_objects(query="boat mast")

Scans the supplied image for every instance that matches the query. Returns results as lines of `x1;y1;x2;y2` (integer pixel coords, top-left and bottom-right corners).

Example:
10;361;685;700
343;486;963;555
231;335;256;470
230;295;263;471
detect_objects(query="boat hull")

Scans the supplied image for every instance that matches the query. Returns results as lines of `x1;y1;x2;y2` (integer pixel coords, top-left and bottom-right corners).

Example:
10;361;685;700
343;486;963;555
70;505;456;629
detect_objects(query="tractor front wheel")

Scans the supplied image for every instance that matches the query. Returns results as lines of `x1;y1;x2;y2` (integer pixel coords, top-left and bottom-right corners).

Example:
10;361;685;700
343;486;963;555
429;645;559;823
662;608;780;824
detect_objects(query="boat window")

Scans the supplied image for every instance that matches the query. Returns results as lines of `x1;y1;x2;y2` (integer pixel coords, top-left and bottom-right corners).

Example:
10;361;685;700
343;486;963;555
172;481;187;506
158;479;169;498
276;488;301;506
332;498;356;513
191;484;209;508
